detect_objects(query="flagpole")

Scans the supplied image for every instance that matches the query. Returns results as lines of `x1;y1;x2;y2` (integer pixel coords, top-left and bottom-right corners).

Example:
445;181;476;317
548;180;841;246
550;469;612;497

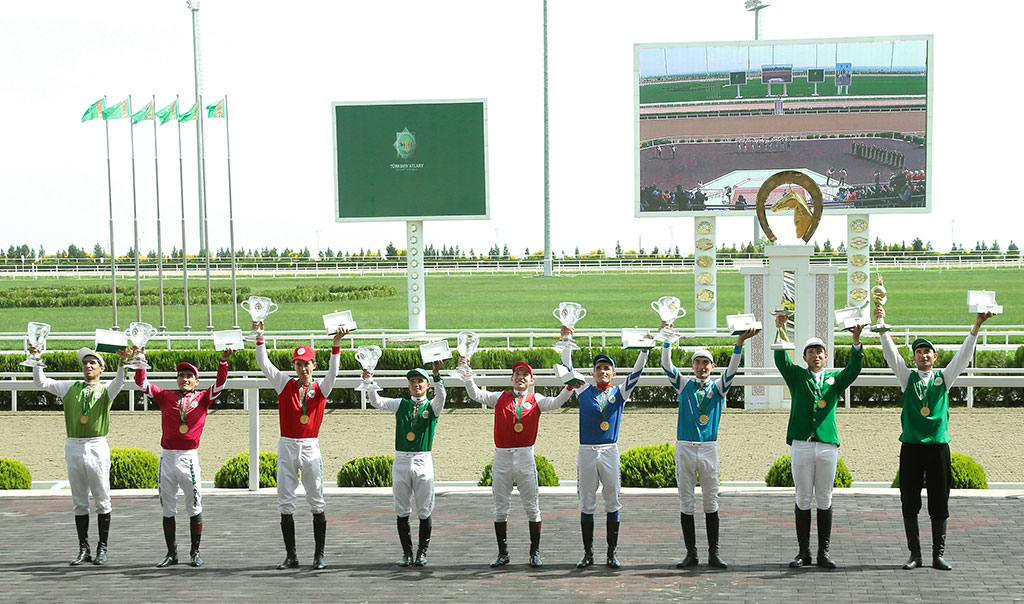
199;93;214;331
129;95;142;323
224;96;239;329
176;95;192;332
152;95;166;331
103;96;119;330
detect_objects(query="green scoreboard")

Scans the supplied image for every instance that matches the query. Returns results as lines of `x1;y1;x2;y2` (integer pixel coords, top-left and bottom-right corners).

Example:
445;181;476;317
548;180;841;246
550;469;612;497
333;100;489;222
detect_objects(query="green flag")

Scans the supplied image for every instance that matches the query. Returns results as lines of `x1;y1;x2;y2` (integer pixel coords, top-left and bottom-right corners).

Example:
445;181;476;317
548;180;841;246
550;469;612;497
81;99;105;122
155;100;178;125
206;98;225;118
179;103;198;123
102;99;130;120
131;100;154;124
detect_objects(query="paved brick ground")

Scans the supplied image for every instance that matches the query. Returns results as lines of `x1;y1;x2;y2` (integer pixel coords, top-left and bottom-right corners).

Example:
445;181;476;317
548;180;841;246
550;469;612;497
2;489;1023;603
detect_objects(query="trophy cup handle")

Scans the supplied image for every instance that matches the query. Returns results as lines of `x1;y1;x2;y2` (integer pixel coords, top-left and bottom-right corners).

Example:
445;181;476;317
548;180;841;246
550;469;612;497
576;308;587;320
267;302;279;315
240;299;251;313
677;307;687;319
650;301;660;312
552;308;562;321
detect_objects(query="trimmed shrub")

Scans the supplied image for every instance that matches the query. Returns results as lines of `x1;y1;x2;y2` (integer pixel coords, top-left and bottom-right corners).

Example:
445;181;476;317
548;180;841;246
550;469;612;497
109;448;159;489
214;451;278;488
891;452;987;489
337;455;394;487
0;458;32;489
478;454;559;487
621;442;676;488
765;455;853;488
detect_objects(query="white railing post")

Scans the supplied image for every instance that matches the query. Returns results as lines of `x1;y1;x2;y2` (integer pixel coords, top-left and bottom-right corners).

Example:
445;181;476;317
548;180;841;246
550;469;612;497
247;387;260;491
11;377;17;412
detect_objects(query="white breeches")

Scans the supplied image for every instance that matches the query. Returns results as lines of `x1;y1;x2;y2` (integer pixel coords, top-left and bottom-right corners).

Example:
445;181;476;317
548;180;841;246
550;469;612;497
675;440;720;514
393;451;435;519
159;449;202;517
791;439;838;511
492;446;540;522
277;437;325;515
577;444;621;515
66;437;111;516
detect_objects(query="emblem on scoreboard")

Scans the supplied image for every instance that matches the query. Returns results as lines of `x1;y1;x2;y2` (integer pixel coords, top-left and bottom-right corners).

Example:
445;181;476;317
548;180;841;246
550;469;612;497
393;128;417;159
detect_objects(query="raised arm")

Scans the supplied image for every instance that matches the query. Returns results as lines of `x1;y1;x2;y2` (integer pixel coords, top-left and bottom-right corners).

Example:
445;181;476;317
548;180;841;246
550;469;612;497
134;365;163;398
537;384;574;412
661;342;688;393
879;331;912;391
208;349;232;403
255;329;289;395
717;327;759;396
944;312;992;387
617;349;649;403
317;328;348;397
430;361;446;415
32;365;72;398
366;388;403;413
464;377;502;408
104;348;131;400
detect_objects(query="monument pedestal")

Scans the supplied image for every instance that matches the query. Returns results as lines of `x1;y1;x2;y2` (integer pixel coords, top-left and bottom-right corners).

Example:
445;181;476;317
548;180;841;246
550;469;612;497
741;245;837;409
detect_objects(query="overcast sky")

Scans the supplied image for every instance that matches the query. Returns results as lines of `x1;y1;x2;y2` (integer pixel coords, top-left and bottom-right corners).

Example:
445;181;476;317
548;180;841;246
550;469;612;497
1;0;1019;258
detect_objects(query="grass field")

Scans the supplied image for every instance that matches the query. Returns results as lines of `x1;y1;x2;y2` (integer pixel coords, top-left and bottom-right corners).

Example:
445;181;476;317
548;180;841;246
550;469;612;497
0;268;1020;342
640;74;926;105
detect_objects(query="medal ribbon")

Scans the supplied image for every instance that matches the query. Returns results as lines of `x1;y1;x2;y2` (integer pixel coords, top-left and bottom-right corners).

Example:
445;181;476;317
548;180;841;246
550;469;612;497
811;373;825;408
914;373;931;413
514;392;524;428
300;381;314;418
598;387;611;424
410;397;428;432
80;384;98;419
177;391;190;428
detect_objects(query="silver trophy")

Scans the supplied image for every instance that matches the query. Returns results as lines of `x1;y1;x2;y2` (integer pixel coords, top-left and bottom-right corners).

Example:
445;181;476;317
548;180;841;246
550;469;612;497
240;295;279;341
449;331;480;381
20;321;51;368
770;301;796;350
651;296;686;343
553;302;587;352
125;322;158;369
354;345;383;392
870;275;892;333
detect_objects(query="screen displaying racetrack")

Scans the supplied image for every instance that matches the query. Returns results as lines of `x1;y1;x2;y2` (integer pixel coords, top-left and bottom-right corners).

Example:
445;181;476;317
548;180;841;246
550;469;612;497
635;35;931;216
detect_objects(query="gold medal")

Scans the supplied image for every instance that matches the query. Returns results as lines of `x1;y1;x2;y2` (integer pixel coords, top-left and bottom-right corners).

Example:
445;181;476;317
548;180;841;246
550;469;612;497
816;400;826;409
920;407;930;416
514;422;524;433
179;424;188;434
600;421;610;431
406;431;416;441
300;414;310;424
699;414;709;425
79;415;89;425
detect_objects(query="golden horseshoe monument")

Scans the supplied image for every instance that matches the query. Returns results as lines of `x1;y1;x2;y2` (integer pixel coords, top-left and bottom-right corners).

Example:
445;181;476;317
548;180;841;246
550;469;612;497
740;170;839;409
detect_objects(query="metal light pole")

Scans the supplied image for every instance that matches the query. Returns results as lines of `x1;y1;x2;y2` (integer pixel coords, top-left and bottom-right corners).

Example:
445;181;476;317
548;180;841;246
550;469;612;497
745;0;770;248
542;0;552;276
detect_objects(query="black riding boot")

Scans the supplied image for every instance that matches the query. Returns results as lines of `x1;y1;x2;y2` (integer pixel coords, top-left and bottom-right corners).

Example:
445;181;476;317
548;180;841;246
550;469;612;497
413;516;432;567
606;514;621;569
706;512;727;569
576;515;595;568
902;516;922;569
932;518;952;570
70;514;91;566
93;512;110;565
528;521;543;567
489;521;509;567
816;507;837;569
157;516;177;567
789;506;812;568
676;513;698;568
312;512;327;570
397;516;414;567
277;514;299;569
189;514;203;567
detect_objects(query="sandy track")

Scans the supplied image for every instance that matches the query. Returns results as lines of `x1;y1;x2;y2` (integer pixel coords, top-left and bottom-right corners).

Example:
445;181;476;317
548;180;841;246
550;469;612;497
3;407;1020;484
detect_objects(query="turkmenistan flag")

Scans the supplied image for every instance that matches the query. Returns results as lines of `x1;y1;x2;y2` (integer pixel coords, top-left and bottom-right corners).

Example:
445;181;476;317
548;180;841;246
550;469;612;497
81;99;105;122
206;98;225;118
155;100;178;125
102;99;130;120
179;103;199;123
131;100;154;124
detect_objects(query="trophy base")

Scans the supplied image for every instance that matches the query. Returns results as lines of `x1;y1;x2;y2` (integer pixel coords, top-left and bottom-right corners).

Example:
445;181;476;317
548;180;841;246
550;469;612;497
770;342;795;351
20;358;45;369
125;360;151;370
448;368;475;382
869;323;893;334
354;381;383;393
654;327;682;344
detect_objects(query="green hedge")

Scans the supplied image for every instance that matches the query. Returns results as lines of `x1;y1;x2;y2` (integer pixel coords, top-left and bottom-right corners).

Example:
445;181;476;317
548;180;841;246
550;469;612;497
337;455;394;487
109;447;159;489
620;442;677;488
764;455;853;488
478;454;559;487
214;451;278;488
891;452;987;489
0;458;32;489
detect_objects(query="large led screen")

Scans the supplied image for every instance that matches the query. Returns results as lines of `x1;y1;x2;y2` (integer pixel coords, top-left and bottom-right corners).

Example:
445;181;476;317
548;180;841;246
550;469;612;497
635;35;931;216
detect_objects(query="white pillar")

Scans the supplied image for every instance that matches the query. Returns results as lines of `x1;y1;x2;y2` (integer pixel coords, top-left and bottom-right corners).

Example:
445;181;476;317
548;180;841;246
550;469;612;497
846;214;871;309
247;387;260;492
407;220;426;334
693;216;717;331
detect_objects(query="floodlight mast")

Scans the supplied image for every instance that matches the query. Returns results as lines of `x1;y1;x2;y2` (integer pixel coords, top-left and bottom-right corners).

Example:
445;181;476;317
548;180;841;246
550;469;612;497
745;0;770;40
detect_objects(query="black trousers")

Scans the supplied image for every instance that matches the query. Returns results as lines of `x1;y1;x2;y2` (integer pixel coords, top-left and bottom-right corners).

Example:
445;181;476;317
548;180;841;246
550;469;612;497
899;443;951;519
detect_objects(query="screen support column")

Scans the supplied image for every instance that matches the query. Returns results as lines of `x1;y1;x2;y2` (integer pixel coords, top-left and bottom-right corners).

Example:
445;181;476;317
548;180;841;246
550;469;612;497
407;220;426;334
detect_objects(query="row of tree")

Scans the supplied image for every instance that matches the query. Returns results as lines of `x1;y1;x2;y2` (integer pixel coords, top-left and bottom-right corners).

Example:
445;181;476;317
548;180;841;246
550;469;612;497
2;239;1020;262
